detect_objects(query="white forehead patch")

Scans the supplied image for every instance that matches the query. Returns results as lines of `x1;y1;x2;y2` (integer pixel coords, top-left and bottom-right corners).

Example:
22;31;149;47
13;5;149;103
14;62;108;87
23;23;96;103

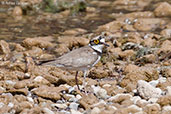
100;38;105;43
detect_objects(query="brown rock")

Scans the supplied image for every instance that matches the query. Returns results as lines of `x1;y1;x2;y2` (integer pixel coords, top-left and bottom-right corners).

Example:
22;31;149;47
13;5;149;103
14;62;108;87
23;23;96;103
160;29;171;38
99;106;116;114
115;105;142;114
13;6;23;16
62;28;87;36
143;37;157;47
24;47;43;57
124;11;155;18
9;43;25;52
14;95;27;102
143;103;161;114
14;101;33;113
108;94;133;106
157;77;171;90
89;66;109;79
20;106;41;114
32;85;68;100
154;2;171;17
119;50;135;60
161;68;171;78
22;36;54;49
14;80;31;89
158;40;171;55
96;21;124;33
33;76;50;85
137;54;157;64
133;18;165;32
8;88;28;96
25;56;35;73
157;95;171;106
55;36;89;55
79;93;98;109
0;40;12;54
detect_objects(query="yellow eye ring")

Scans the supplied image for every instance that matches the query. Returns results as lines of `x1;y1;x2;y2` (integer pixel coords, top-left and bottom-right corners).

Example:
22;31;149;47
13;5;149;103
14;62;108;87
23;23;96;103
94;40;99;44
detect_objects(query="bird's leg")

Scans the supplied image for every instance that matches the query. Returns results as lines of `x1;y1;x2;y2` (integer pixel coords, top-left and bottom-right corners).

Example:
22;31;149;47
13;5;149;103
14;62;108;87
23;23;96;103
75;71;80;90
83;70;88;94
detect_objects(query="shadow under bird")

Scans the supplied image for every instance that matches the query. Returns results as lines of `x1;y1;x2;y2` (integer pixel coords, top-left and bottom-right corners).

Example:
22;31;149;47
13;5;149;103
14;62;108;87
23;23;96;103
42;35;109;92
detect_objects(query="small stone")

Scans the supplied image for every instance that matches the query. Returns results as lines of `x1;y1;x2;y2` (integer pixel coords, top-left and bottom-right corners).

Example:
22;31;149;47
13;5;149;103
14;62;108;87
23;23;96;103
33;76;50;85
157;95;171;106
0;102;4;108
71;109;83;114
130;96;141;104
92;85;108;99
154;2;171;17
76;94;82;100
13;6;22;16
8;102;14;108
42;108;54;114
91;107;101;114
143;103;161;114
160;29;171;38
162;105;171;114
51;103;67;109
166;86;171;95
69;102;79;110
137;80;162;100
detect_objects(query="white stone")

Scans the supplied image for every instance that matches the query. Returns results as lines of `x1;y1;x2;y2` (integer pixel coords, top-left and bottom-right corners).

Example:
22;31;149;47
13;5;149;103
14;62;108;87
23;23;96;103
51;103;67;109
69;102;79;110
92;85;108;99
8;102;14;108
102;84;111;88
130;96;141;104
92;100;106;107
60;110;70;114
158;77;166;83
108;93;132;101
162;105;171;113
33;76;44;82
146;103;161;110
27;96;34;103
149;80;159;87
148;98;158;103
71;109;83;114
127;105;142;112
0;102;4;108
43;108;54;114
166;86;171;95
91;107;101;114
5;80;16;86
76;94;82;100
137;80;162;99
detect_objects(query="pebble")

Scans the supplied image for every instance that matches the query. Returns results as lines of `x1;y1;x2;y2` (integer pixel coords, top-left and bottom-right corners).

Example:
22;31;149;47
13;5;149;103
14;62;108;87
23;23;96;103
166;86;171;95
43;108;54;114
92;85;108;99
91;107;101;114
137;80;162;99
69;102;79;110
71;109;83;114
8;102;14;108
51;103;67;109
0;102;4;108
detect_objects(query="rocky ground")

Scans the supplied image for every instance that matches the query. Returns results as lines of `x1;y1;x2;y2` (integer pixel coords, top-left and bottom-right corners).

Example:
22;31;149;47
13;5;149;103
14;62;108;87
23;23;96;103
0;0;171;114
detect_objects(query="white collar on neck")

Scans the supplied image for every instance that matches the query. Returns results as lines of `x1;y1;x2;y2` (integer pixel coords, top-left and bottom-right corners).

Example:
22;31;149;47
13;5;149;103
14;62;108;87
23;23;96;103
89;44;104;53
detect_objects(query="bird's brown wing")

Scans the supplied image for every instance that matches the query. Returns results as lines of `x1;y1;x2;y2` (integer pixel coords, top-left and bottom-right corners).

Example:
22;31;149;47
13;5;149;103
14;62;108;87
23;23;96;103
42;46;99;70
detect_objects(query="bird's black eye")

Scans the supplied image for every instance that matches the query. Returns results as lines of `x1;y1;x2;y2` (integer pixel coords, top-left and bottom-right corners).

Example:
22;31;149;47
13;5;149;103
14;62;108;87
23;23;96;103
93;39;99;44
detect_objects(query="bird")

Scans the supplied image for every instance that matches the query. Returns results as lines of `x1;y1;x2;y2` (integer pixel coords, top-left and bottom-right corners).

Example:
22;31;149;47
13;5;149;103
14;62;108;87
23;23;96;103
41;34;109;92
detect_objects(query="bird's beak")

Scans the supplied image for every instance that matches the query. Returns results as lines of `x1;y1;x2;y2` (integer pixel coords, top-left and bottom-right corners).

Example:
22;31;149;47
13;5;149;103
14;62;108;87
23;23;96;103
103;42;109;47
